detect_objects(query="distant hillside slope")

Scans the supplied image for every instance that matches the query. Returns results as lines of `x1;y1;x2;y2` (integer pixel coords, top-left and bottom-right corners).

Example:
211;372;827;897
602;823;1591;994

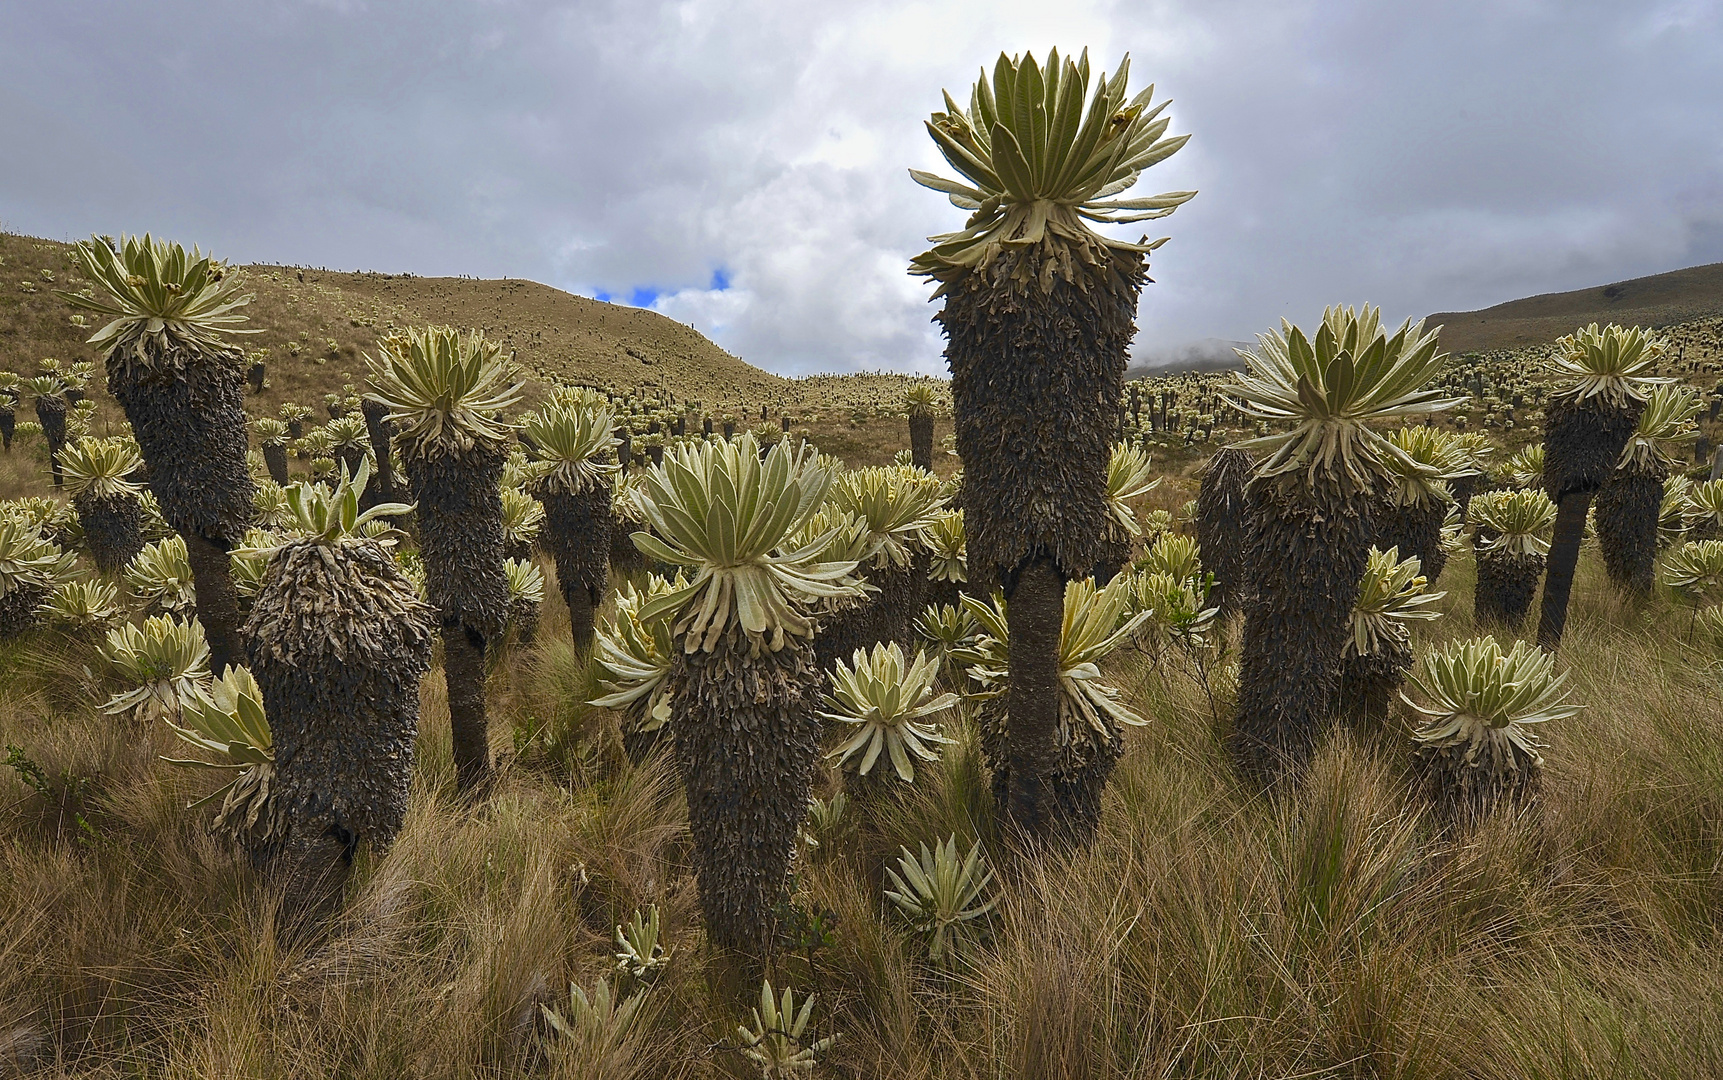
1428;261;1723;354
0;232;786;412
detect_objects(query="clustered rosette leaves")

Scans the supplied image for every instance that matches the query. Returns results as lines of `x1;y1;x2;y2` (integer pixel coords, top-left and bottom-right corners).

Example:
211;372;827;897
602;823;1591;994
822;642;957;783
1347;547;1443;659
590;575;680;734
58;234;259;370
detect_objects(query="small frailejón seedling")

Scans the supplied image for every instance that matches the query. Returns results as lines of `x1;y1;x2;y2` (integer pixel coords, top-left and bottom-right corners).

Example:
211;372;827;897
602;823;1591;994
60;235;259;671
823;642;957;793
884;834;999;965
540;975;646;1067
45;578;123;634
1095;439;1161;582
734;979;839;1077
1468;490;1557;628
1227;304;1459;780
162;664;275;842
100;614;211;724
1403;636;1582;820
614;904;671;984
1338;546;1443;725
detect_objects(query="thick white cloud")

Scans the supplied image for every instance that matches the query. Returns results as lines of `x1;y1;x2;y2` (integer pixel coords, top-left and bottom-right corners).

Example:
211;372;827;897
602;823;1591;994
2;0;1719;374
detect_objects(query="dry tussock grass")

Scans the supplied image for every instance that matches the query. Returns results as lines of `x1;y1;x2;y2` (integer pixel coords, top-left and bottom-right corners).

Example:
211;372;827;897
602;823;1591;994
2;546;1721;1078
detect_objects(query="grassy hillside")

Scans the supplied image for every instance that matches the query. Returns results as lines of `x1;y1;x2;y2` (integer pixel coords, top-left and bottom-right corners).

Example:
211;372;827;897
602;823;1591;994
1429;261;1723;354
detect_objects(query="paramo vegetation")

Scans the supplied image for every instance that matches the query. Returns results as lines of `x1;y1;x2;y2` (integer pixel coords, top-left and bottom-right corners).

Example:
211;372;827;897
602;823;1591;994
3;47;1723;1080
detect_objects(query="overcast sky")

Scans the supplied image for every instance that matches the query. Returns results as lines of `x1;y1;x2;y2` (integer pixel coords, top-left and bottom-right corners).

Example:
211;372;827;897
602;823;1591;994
3;1;1720;375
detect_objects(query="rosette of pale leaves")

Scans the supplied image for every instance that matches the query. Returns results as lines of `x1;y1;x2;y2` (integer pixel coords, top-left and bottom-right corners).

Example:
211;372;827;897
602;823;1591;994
1383;426;1467;508
736;980;839;1076
1500;444;1545;490
364;326;524;457
57;436;143;500
58;234;257;369
1347;547;1444;658
1228;306;1460;493
1687;479;1723;533
520;398;619;494
253;417;289;446
1618;383;1701;471
590;575;679;732
1450;431;1494;477
46;578;123;631
915;601;981;672
883;835;998;964
786;508;878;601
905;383;937;417
504;556;544;607
162;664;275;841
0;514;76;600
325;414;370;458
1547;323;1671;408
126;536;196;616
909;48;1195;290
958;575;1150;742
828;465;946;570
1137;531;1201;584
1439;504;1465;556
1402;636;1582;769
1105;439;1160;537
5;497;76;541
246;460;414;549
1663;539;1723;603
823;642;957;783
1660;476;1695;548
227;528;280;599
500;486;545;549
101;614;211;722
631;434;861;652
252;481;290;530
924;509;967;583
1468;490;1557;556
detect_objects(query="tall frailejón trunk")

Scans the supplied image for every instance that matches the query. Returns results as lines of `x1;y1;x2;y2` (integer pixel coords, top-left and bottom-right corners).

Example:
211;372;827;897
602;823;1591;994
359;398;398;508
1003;557;1067;838
36;396;67;488
408;447;510;792
1594;463;1663;597
1475;547;1544;628
245;539;435;916
1232;476;1373;782
108;351;255;672
0;398;14;452
671;628;820;954
539;482;612;652
909;412;934;472
1375;500;1449;583
1196;447;1252;617
262;442;289;486
1538;395;1642;648
938;245;1141;841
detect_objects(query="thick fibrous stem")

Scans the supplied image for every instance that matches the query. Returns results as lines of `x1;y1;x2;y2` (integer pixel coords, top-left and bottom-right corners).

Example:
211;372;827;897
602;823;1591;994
184;531;246;671
1416;735;1540;825
1476;548;1545;627
1538;395;1643;648
359;398;398;506
1594;465;1662;597
538;483;612;653
262;443;289;486
1002;557;1063;839
1337;638;1413;728
1196;447;1252;617
938;246;1142;589
909;413;934;472
406;447;509;792
244;539;434;915
813;559;924;671
1090;530;1134;585
0;583;48;639
1375;500;1449;583
107;350;254;670
671;628;820;954
0;400;14;452
35;396;67;488
1232;476;1373;783
74;490;144;575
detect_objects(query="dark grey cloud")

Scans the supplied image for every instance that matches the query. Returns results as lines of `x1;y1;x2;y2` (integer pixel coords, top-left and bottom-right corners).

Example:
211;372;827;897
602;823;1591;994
3;0;1719;374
